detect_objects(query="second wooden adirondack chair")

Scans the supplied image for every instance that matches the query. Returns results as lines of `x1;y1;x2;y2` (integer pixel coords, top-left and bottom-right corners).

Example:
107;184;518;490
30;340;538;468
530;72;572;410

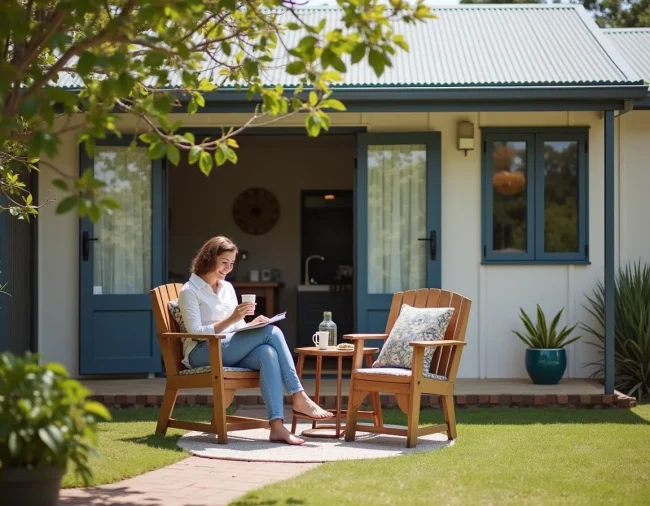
344;288;472;448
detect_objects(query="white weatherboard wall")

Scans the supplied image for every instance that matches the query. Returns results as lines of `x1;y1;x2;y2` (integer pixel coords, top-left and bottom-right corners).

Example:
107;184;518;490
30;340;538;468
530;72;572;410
38;111;650;378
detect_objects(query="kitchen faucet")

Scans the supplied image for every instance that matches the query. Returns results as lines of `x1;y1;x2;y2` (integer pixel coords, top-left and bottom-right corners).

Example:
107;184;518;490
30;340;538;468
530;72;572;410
304;255;325;285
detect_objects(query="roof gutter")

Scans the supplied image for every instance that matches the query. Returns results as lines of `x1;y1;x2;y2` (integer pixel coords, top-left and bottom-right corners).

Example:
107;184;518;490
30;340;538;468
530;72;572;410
196;84;649;113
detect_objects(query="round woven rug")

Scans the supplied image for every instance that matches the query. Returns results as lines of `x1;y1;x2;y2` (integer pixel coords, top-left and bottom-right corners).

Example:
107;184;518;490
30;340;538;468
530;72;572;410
177;423;452;463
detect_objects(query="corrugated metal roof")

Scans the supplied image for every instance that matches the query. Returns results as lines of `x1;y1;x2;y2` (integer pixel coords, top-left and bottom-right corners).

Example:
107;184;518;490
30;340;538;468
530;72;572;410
54;5;642;90
602;28;650;84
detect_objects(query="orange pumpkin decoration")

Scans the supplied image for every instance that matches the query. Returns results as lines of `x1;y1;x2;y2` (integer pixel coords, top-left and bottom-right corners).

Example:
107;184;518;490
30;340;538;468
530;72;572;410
493;171;526;196
492;144;526;196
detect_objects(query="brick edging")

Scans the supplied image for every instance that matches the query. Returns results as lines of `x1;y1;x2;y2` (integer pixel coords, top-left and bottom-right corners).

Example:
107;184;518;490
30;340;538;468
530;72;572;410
89;392;637;409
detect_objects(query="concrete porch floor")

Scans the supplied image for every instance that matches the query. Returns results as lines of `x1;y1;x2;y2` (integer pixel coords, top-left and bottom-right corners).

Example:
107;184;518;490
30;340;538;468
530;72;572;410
80;376;636;409
83;377;604;397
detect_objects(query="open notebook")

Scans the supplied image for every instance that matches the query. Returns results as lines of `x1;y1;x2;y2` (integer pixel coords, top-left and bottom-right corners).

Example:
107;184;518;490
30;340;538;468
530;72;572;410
231;312;287;334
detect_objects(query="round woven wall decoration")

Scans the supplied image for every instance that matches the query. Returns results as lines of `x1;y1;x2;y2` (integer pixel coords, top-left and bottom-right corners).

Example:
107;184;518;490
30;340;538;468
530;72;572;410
232;187;280;235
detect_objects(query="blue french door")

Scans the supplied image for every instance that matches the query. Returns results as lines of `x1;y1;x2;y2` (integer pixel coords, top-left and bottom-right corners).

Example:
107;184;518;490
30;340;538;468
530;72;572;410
355;132;442;347
79;143;165;374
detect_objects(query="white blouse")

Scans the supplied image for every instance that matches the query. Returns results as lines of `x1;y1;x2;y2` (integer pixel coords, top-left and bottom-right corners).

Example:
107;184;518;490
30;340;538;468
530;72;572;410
177;273;245;367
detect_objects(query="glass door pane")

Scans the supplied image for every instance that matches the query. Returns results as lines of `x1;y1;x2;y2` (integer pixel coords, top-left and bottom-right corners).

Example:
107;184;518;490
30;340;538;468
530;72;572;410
367;144;426;294
92;146;152;295
491;140;528;254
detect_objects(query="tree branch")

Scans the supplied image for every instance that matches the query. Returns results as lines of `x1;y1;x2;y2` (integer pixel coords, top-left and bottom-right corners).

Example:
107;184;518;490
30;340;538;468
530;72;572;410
10;0;137;115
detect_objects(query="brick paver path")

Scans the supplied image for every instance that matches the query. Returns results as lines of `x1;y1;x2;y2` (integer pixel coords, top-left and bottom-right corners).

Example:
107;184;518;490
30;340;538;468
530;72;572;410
59;406;318;506
59;457;318;506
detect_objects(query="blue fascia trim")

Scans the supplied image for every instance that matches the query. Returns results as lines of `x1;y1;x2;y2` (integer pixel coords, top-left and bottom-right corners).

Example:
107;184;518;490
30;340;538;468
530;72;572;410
198;99;635;114
481;127;590;134
481;128;589;264
482;259;591;266
200;85;648;103
179;126;366;136
58;83;647;114
633;94;650;109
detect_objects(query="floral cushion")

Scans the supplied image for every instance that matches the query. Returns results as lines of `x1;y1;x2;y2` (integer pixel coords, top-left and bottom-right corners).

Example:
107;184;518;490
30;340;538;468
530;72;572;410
355;367;447;381
373;304;454;373
179;365;255;375
167;299;187;333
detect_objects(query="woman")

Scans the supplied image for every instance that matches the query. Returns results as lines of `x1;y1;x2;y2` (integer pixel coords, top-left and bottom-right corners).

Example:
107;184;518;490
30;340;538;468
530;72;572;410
178;235;333;445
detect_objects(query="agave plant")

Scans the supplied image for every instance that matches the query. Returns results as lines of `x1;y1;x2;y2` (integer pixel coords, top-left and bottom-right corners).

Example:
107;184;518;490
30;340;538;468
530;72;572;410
513;305;581;349
582;261;650;401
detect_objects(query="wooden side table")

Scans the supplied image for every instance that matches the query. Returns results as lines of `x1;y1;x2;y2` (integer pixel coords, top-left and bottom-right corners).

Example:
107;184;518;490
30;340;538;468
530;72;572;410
291;346;383;438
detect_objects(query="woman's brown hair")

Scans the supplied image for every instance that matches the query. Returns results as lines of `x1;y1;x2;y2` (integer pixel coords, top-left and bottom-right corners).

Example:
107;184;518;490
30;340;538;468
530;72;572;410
190;236;238;276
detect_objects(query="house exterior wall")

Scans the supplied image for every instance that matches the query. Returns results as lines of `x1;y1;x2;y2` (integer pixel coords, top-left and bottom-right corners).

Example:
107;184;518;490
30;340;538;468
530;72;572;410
168;134;355;350
37;110;650;378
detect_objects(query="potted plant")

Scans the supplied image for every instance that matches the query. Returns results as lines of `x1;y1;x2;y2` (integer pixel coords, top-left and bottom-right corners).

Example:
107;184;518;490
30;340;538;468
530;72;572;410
0;352;110;506
513;305;582;385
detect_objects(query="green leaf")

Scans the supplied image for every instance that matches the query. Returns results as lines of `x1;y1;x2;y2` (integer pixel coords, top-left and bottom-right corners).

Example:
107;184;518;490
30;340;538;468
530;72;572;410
38;426;62;452
148;142;167;160
189;146;201;164
286;61;307;75
320;99;346;111
215;148;226;166
8;432;20;457
167;144;180;166
393;35;409;51
99;198;121;211
199;151;213;175
77;52;97;76
84;401;111;421
351;44;366;64
193;92;205;107
308;91;318;107
198;79;217;92
88;205;101;223
368;49;387;77
56;196;78;214
52;179;69;191
139;133;159;144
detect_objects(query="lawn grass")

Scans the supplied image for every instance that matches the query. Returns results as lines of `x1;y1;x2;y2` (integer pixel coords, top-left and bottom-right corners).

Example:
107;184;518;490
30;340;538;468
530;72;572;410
61;406;208;488
233;404;650;506
63;404;650;506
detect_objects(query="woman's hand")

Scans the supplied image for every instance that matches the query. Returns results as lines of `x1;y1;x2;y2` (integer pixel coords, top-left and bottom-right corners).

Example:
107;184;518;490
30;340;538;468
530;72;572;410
250;315;270;326
229;302;255;323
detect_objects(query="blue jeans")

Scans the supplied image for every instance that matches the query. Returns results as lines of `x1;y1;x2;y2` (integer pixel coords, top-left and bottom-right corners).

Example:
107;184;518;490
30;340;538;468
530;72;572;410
188;325;303;421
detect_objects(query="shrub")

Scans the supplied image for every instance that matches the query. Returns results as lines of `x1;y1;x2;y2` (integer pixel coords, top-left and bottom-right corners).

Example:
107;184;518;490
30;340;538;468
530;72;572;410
0;352;110;484
513;305;581;349
582;261;650;400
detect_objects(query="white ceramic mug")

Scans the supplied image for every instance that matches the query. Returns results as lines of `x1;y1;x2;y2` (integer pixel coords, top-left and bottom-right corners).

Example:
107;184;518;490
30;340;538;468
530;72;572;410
241;294;256;315
312;331;329;350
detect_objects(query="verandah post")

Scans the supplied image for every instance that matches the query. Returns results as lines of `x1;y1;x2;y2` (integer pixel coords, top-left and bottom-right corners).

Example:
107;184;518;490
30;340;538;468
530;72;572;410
604;110;615;395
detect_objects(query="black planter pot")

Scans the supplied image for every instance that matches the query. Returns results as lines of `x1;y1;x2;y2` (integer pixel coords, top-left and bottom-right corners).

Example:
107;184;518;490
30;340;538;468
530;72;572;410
525;348;567;385
0;466;65;506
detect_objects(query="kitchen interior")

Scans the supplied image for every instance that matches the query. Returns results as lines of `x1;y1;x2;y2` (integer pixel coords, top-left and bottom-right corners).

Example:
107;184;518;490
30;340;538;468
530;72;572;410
167;133;356;372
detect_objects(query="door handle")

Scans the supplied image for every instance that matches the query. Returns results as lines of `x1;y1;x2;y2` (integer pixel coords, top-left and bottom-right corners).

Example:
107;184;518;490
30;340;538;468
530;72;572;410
82;231;98;262
418;230;437;261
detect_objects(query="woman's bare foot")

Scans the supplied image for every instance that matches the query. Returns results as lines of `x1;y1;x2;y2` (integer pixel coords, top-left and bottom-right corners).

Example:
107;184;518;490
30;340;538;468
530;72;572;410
269;420;304;445
292;391;334;419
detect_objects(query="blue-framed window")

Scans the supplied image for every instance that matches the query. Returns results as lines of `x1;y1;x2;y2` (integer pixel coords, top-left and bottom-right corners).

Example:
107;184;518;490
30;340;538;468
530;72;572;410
482;127;589;264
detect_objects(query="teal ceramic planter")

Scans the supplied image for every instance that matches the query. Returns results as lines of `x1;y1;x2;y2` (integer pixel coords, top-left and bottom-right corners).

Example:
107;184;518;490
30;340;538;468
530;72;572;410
525;348;567;385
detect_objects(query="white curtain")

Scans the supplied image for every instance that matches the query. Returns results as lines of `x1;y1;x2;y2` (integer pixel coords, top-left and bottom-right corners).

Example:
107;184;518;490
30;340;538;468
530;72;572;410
93;146;152;294
367;145;426;294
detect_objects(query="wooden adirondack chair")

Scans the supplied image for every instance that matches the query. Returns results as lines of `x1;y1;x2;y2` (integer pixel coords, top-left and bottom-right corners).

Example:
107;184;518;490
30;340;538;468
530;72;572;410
150;283;269;443
344;289;472;448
